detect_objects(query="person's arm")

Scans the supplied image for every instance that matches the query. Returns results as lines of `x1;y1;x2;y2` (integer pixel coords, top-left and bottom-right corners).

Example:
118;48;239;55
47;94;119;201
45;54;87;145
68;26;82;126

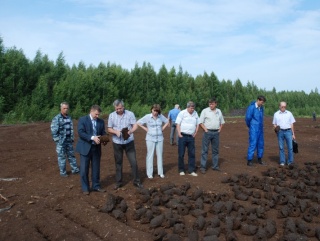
129;123;138;135
50;116;60;142
291;123;295;140
176;124;182;138
199;123;207;132
162;120;169;131
137;118;148;132
168;111;172;127
245;106;253;128
78;118;93;142
107;127;121;137
219;112;225;132
193;124;199;137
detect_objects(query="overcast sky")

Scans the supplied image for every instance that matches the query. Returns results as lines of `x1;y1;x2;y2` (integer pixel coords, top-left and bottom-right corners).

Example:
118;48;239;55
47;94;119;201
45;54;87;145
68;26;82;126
1;0;319;93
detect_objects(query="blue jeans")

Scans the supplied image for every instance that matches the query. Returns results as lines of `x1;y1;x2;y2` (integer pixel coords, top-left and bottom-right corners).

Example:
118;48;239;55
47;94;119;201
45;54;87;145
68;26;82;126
178;134;196;173
170;123;179;144
278;129;294;164
200;131;220;170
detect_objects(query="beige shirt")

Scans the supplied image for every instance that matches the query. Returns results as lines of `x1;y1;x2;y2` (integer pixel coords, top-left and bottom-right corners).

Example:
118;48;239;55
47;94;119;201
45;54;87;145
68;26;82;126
199;107;225;130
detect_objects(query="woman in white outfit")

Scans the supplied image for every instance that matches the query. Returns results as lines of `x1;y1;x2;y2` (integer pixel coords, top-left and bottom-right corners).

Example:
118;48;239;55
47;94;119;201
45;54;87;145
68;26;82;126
137;104;169;178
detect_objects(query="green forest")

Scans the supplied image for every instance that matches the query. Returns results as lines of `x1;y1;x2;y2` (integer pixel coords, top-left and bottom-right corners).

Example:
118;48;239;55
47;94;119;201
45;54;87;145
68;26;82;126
0;37;319;123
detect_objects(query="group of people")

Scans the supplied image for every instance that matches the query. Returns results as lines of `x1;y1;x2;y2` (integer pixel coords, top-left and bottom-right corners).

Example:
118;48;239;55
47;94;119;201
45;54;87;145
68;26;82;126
245;95;296;167
51;100;143;195
50;96;297;195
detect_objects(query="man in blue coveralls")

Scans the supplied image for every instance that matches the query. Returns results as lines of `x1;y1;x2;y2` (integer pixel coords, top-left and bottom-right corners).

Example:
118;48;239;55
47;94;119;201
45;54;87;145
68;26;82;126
245;95;267;166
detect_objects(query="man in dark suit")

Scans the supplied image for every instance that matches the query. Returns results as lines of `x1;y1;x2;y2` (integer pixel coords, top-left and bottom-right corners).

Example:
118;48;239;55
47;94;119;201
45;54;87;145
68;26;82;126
76;105;107;195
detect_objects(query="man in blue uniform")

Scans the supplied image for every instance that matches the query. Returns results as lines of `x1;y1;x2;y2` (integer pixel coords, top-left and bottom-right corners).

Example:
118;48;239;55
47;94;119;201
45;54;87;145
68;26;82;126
245;95;266;166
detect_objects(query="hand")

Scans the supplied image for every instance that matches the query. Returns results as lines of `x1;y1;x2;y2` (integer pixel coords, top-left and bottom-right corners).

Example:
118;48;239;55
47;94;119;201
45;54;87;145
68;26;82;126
93;136;100;144
116;130;121;138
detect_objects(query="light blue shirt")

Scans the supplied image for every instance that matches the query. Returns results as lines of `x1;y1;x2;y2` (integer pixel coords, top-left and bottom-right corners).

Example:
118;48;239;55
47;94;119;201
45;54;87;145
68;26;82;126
138;113;168;142
168;108;180;122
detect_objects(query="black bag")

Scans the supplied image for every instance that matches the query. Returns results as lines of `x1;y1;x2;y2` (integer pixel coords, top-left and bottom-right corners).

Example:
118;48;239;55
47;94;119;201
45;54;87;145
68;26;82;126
293;140;298;153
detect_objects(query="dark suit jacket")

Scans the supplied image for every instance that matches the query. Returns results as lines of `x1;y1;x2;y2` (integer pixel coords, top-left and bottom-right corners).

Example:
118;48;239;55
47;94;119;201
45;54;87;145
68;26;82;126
76;115;106;156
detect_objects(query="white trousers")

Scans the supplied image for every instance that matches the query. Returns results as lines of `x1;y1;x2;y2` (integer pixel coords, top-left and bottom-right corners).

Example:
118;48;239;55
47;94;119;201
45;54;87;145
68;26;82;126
146;140;164;176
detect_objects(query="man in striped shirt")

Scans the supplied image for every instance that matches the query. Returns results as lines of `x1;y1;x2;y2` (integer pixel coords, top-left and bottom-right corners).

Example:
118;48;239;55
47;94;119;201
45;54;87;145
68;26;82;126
107;99;143;190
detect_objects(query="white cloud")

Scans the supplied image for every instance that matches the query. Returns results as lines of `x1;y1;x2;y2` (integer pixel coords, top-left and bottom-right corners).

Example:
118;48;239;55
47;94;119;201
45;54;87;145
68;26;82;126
0;0;319;92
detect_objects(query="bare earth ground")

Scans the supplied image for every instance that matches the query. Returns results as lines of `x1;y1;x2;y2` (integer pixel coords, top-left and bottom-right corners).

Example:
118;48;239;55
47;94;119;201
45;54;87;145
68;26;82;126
0;117;320;241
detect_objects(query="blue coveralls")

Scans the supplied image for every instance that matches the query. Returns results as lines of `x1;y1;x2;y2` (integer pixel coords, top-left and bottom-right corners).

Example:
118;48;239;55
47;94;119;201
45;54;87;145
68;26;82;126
245;101;264;161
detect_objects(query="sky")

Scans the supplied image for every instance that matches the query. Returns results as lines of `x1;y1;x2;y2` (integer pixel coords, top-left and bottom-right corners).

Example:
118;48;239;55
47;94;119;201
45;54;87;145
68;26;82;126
1;0;319;93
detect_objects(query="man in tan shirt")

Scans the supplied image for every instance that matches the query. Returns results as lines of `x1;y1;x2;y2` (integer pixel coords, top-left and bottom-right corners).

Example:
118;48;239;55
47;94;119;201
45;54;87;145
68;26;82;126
199;97;225;173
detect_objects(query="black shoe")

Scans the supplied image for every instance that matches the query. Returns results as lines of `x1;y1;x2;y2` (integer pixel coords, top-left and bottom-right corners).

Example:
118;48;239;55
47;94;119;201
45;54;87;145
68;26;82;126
258;158;267;166
93;188;106;193
200;169;206;174
247;161;253;166
212;167;221;171
134;183;143;189
258;159;266;165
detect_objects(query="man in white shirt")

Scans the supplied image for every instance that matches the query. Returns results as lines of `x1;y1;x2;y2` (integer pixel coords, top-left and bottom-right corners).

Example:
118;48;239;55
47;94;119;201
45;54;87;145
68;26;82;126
272;101;296;166
199;97;225;173
176;101;199;176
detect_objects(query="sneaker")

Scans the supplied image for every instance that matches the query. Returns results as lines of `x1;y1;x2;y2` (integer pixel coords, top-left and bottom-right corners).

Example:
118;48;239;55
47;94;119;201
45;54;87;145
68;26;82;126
60;173;68;177
188;172;198;177
179;171;185;176
148;175;153;179
159;174;165;178
280;163;285;166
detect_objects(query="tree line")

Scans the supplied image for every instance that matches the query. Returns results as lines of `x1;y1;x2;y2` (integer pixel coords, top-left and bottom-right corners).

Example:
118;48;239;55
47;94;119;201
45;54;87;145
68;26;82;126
0;37;319;123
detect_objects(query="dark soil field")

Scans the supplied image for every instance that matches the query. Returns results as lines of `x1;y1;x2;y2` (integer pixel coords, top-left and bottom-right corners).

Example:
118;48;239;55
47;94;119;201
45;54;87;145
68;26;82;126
1;117;320;241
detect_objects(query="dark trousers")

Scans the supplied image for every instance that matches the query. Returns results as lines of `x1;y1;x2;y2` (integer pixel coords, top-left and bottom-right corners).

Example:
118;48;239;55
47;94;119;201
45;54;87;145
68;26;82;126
178;134;196;173
170;123;179;144
80;145;101;191
113;141;140;185
200;131;220;170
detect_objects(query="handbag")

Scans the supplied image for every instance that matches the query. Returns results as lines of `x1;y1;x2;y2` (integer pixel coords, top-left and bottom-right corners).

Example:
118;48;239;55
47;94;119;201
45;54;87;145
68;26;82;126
292;139;298;154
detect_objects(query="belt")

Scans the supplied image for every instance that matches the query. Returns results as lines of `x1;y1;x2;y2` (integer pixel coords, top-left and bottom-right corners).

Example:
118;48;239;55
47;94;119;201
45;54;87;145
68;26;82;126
280;128;291;131
181;132;193;137
208;129;219;132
